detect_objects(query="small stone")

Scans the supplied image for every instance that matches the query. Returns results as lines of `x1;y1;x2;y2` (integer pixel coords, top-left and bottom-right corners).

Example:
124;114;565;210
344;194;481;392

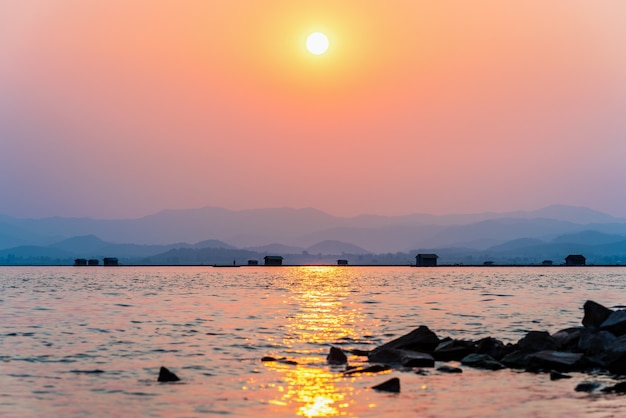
574;381;601;392
601;381;626;393
372;377;400;393
261;356;277;362
157;366;180;382
327;346;348;365
437;365;463;373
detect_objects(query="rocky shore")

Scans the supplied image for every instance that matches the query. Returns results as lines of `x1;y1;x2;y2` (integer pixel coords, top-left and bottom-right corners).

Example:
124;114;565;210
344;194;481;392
265;300;626;393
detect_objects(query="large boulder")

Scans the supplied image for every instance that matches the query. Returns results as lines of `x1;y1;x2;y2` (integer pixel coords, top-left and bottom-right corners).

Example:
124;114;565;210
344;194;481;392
475;337;507;360
578;329;617;355
600;310;626;337
517;331;557;353
371;377;400;393
526;351;585;372
370;326;440;356
433;338;476;361
551;328;582;351
582;300;614;329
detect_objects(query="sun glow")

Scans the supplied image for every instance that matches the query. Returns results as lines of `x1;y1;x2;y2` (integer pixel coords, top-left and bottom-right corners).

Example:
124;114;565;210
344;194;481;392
306;32;329;55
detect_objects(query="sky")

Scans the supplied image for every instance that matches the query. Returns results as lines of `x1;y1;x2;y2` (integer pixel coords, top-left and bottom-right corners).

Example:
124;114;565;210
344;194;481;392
1;1;626;219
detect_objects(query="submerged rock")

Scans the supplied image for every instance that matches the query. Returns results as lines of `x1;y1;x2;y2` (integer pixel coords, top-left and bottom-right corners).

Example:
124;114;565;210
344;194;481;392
575;381;601;392
549;371;572;380
526;351;584;372
368;348;434;367
371;377;400;393
344;364;391;376
158;366;180;382
434;338;476;361
437;365;463;373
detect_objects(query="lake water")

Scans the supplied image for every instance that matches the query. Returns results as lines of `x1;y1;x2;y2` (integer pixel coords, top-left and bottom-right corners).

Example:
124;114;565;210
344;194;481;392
2;266;626;417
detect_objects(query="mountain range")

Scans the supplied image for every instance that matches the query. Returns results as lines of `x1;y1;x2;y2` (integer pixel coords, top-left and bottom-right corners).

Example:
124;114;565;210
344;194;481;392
1;205;626;265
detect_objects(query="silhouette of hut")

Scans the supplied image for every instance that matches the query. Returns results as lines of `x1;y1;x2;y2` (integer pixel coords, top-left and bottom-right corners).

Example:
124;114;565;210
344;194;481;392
74;258;87;266
247;259;259;266
103;257;119;266
565;254;586;266
264;256;283;266
416;254;438;266
337;259;348;266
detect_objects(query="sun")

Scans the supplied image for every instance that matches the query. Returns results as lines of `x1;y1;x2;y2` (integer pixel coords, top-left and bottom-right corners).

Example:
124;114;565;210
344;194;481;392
306;32;329;55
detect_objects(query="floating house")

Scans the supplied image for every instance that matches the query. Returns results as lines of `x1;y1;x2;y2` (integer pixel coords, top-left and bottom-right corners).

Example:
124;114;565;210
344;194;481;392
416;253;438;266
74;258;87;266
264;256;283;266
337;259;348;266
247;260;259;266
565;254;586;266
103;257;119;266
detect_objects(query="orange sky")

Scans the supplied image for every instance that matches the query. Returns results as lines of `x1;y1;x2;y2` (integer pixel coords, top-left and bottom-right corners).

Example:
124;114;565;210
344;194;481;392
1;1;626;218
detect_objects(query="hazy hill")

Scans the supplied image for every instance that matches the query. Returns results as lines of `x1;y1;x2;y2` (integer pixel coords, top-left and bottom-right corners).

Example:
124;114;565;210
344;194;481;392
2;205;626;265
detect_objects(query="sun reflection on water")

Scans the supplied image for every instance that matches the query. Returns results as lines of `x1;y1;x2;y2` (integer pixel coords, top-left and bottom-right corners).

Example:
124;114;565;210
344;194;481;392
261;266;369;416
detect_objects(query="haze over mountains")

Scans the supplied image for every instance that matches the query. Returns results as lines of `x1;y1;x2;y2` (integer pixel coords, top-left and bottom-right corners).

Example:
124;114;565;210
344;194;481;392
1;205;626;265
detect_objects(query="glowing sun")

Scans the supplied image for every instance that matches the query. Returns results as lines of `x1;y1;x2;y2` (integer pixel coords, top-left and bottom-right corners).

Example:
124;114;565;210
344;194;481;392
306;32;329;55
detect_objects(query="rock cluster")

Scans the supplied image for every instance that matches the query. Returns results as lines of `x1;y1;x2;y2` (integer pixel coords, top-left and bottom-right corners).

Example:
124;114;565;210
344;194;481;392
351;300;626;377
317;300;626;393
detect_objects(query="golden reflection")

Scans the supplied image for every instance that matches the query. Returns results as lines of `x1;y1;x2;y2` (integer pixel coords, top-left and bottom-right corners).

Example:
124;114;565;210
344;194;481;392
262;267;369;416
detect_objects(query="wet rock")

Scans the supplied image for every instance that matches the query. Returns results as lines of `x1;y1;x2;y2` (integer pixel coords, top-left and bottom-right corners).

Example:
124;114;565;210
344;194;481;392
433;339;476;361
437;365;463;373
350;349;370;357
370;326;440;356
368;348;434;367
600;310;626;337
551;328;581;351
549;370;572;380
261;356;277;362
158;366;180;382
518;331;557;353
461;353;505;370
500;351;529;369
475;337;506;360
596;335;626;374
575;381;601;392
601;381;626;393
371;377;400;393
526;351;584;372
327;346;347;365
578;329;617;355
582;300;614;329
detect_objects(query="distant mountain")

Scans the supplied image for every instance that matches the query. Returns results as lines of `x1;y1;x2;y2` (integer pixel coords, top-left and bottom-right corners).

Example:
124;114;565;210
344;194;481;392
2;205;626;265
306;240;371;255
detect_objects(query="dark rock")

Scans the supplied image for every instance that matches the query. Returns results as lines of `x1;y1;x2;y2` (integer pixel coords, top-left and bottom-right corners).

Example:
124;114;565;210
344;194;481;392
261;356;277;362
526;351;584;372
350;349;370;357
551;328;582;351
437;365;463;373
518;331;557;353
578;329;617;355
575;381;601;392
344;365;391;376
368;348;434;367
550;370;572;380
583;300;614;329
601;310;626;337
433;339;476;361
475;337;506;360
158;366;180;382
279;359;298;365
327;346;347;365
601;381;626;393
371;377;400;393
501;350;528;369
415;368;429;376
370;326;440;356
596;335;626;374
461;353;505;370
400;352;435;368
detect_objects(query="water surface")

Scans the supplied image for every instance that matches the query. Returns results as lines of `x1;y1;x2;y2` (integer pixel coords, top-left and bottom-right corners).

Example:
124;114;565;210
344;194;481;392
1;266;626;417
